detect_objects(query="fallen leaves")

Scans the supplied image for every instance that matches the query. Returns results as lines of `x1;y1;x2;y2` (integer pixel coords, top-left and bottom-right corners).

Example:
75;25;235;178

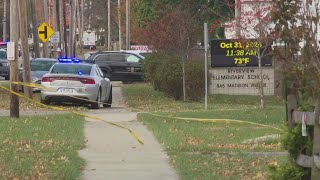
185;137;204;146
209;143;280;150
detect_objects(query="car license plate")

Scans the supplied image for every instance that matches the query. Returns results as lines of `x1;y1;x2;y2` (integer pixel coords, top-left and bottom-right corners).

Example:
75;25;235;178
2;62;8;66
59;88;74;93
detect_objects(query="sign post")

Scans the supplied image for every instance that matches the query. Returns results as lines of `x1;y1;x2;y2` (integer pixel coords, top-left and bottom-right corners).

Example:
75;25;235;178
204;23;208;110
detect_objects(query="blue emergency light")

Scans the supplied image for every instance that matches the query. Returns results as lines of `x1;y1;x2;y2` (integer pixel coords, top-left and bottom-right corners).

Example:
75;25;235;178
58;58;81;63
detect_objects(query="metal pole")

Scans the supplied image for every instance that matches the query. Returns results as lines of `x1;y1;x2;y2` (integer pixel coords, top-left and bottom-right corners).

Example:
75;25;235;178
3;0;7;41
108;0;111;50
118;0;122;50
204;23;208;110
10;0;19;118
126;0;130;50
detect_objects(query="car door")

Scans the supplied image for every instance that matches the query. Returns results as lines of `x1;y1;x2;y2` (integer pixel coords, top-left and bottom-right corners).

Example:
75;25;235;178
94;53;127;81
124;54;143;80
95;66;108;101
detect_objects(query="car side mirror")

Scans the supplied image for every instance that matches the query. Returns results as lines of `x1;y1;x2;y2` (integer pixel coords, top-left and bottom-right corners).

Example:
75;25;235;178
104;72;111;78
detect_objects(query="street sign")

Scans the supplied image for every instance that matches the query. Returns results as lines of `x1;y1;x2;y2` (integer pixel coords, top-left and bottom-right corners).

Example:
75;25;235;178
7;42;15;61
38;22;55;43
50;31;60;43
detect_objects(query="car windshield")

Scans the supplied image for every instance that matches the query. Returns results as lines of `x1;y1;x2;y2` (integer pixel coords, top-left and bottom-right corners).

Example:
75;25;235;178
31;60;56;71
0;51;7;59
51;64;92;75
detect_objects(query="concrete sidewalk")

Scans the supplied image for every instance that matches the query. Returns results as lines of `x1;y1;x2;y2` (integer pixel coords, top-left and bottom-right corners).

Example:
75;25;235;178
79;87;178;180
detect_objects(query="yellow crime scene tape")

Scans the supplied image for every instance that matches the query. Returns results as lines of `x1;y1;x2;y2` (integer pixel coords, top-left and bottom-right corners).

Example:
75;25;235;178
141;112;284;131
9;81;284;132
0;82;144;145
1;81;283;145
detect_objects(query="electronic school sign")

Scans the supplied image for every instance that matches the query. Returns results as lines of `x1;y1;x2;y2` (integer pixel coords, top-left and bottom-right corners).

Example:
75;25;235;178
211;39;272;67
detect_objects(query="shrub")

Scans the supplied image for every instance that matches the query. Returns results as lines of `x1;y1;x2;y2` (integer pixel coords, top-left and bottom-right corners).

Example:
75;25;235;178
267;125;312;179
185;60;205;101
143;54;206;101
143;53;183;100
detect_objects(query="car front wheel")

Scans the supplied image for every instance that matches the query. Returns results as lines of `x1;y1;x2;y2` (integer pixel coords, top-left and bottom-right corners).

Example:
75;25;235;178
104;86;112;108
40;98;50;105
91;90;101;109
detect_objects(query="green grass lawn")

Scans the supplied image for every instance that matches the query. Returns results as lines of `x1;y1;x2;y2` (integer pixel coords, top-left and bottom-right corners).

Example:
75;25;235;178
123;83;287;179
0;114;85;179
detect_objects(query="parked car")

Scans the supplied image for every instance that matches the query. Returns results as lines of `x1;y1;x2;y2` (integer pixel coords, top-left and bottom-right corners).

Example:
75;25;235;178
0;49;9;80
19;58;57;91
85;51;144;83
40;58;112;109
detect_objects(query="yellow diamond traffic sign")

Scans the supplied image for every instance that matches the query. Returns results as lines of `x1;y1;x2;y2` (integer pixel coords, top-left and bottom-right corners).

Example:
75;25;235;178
38;22;55;43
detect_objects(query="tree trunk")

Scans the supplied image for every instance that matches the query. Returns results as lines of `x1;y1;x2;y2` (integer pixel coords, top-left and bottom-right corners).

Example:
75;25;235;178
118;0;122;50
18;0;32;98
258;48;265;108
182;58;186;101
108;0;111;50
311;97;320;179
3;0;7;42
126;0;130;50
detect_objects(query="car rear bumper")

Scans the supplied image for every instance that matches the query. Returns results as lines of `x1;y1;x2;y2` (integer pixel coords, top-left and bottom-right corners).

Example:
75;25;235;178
41;89;98;103
0;67;10;77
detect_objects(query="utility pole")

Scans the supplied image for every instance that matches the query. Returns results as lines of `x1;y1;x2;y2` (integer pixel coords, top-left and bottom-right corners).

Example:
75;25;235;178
78;0;83;53
126;0;130;50
31;0;40;58
118;0;122;50
18;0;32;98
3;0;7;42
43;0;49;58
63;0;68;56
59;0;65;57
69;0;75;57
108;0;111;50
56;0;61;57
80;0;84;53
72;0;77;57
52;0;58;58
10;0;19;118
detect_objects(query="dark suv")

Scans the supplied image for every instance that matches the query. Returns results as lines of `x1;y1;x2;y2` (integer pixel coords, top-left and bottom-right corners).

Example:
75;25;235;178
85;51;144;83
0;49;9;80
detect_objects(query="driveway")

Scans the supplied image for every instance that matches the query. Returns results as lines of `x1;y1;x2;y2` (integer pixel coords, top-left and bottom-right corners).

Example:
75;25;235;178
79;83;178;180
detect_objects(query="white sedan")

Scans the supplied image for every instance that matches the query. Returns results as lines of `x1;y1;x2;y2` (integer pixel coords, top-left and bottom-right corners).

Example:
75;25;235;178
40;58;112;109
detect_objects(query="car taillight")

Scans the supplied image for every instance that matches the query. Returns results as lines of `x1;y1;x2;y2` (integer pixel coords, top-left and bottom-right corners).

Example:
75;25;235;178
42;77;53;82
80;78;95;84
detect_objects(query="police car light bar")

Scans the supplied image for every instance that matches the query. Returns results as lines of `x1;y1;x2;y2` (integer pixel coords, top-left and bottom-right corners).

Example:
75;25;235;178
58;58;81;63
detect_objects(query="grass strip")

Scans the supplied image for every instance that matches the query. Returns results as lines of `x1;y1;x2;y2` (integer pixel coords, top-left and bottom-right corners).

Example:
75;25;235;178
123;83;287;179
0;114;85;179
